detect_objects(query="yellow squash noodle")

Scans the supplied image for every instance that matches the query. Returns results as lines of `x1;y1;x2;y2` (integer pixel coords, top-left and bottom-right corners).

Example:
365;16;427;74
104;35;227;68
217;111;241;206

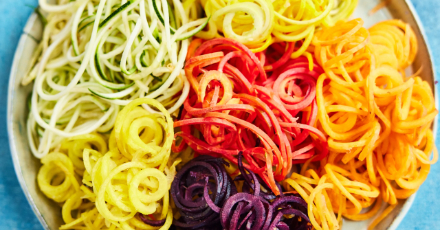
194;0;357;54
281;18;438;230
37;98;180;229
283;165;380;230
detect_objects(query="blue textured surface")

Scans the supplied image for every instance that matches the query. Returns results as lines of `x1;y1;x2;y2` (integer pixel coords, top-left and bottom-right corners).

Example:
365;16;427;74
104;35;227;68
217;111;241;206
0;1;439;230
0;1;46;229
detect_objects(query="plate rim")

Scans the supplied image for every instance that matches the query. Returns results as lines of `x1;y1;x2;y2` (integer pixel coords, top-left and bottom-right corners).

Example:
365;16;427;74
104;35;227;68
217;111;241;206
387;1;440;228
7;12;51;230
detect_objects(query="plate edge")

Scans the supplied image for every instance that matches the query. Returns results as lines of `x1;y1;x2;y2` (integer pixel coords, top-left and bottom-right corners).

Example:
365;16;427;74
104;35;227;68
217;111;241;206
388;1;439;229
7;12;51;230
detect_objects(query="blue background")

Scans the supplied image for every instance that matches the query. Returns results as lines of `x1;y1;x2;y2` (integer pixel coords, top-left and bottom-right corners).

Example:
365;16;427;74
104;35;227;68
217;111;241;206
0;1;439;229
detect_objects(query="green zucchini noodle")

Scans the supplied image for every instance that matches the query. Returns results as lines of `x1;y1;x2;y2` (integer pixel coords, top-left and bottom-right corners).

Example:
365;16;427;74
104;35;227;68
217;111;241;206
25;0;209;158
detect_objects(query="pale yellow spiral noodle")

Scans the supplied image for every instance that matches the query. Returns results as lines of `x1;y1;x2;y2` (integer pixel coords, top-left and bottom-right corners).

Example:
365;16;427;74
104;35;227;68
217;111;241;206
38;98;180;229
195;0;357;53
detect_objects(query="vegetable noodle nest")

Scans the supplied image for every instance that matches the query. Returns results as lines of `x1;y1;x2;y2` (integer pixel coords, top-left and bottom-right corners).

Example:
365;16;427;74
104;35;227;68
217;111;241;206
27;0;208;158
196;0;357;53
170;154;311;229
38;98;180;229
282;19;438;230
26;0;438;230
174;38;328;195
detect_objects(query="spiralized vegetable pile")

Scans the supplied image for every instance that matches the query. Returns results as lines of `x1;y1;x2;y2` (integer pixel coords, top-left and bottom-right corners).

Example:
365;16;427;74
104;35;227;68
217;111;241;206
26;0;208;158
38;98;180;229
28;0;439;230
196;0;357;53
170;154;311;230
174;37;328;195
282;19;438;230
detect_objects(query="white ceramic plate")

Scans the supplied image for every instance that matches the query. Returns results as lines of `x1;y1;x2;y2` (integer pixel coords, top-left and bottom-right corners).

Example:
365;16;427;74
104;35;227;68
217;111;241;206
7;0;438;229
